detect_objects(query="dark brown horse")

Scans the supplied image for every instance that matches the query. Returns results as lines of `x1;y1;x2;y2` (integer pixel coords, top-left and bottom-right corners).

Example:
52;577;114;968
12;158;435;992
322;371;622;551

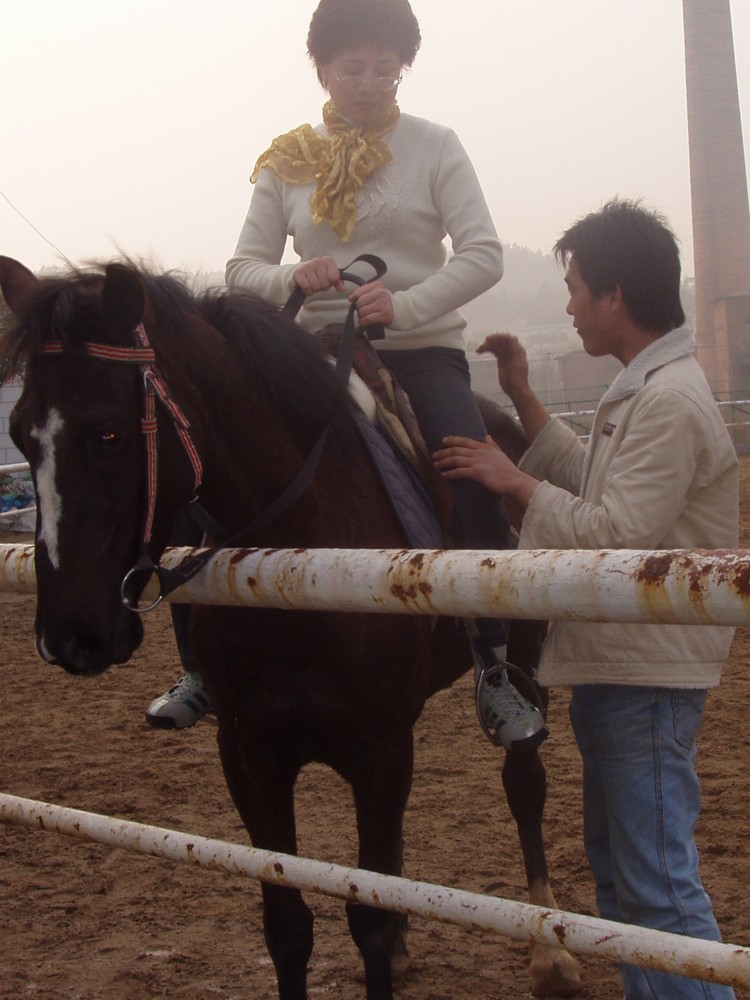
0;256;581;1000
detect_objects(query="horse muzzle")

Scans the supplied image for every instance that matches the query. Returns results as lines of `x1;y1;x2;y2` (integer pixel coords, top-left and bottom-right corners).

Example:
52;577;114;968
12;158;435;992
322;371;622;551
36;613;144;676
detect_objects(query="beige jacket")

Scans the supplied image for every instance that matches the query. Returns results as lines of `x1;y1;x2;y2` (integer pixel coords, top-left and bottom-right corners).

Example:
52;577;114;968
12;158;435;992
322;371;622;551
518;329;739;689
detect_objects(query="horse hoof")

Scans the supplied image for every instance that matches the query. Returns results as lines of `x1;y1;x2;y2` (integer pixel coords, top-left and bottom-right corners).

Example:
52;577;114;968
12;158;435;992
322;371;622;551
391;919;410;981
530;947;584;998
390;950;410;981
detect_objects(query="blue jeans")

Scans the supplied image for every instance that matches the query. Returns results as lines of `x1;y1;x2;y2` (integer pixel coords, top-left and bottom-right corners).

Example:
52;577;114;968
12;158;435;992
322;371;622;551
569;685;735;1000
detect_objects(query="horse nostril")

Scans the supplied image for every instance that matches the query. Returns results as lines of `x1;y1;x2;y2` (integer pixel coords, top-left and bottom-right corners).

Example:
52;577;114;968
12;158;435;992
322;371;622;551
59;634;111;676
36;634;60;665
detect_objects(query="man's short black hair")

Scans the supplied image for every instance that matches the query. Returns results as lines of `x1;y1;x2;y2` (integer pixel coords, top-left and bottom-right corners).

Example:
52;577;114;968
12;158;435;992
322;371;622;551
554;198;686;333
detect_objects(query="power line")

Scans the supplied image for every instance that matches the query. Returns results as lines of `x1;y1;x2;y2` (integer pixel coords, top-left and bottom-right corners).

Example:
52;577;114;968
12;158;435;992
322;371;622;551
0;189;75;268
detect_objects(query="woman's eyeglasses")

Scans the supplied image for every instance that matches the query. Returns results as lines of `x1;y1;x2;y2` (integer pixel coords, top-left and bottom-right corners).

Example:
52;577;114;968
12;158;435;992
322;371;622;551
333;74;402;92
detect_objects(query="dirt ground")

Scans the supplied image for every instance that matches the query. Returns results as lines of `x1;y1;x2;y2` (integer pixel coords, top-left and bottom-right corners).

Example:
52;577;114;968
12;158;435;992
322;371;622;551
1;462;750;1000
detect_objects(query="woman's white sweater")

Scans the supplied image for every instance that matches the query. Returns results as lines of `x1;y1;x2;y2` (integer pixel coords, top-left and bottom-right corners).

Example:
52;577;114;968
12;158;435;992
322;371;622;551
226;112;504;351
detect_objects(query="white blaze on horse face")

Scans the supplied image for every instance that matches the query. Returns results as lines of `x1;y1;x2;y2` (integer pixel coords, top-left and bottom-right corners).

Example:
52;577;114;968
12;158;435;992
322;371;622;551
30;408;65;571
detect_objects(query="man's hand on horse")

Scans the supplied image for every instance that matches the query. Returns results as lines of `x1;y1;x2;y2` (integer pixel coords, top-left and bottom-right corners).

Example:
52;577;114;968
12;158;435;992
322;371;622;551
433;434;540;512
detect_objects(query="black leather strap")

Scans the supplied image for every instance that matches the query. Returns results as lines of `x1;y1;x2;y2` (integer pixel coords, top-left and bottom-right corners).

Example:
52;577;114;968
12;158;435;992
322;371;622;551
281;253;388;343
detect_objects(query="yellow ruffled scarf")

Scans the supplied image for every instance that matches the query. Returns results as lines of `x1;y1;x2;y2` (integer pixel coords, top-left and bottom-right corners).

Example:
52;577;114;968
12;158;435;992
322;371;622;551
251;99;400;242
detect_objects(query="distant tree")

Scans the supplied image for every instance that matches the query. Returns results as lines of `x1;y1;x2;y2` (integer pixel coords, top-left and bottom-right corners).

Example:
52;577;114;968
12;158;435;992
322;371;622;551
462;244;569;342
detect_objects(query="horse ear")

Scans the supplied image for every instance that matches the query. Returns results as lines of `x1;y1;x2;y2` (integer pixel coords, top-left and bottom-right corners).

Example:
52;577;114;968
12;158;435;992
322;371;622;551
102;263;146;342
0;256;39;315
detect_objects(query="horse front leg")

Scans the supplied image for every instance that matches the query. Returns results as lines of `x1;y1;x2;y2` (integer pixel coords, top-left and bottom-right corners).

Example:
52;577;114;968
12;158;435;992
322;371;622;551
260;882;314;1000
502;748;583;998
344;727;415;1000
217;727;314;1000
503;619;582;995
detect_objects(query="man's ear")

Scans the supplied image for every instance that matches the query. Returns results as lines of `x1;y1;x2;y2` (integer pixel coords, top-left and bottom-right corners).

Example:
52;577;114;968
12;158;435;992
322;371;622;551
609;284;638;330
609;283;626;311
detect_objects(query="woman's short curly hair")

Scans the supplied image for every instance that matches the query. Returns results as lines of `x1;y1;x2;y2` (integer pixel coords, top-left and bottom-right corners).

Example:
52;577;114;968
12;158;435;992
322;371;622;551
307;0;421;82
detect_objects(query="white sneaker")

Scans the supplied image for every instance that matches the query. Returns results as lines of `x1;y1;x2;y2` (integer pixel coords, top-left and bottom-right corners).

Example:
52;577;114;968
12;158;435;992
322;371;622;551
475;664;548;752
145;673;213;729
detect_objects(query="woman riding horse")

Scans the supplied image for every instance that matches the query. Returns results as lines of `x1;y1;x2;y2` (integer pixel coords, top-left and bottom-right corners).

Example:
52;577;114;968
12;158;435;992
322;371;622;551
148;0;548;754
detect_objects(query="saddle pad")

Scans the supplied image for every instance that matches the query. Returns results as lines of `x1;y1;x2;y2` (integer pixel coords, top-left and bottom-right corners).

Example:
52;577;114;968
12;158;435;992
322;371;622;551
352;409;444;550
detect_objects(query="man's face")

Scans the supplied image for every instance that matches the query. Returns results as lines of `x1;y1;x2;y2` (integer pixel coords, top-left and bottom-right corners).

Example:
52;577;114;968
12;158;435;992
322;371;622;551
564;256;613;357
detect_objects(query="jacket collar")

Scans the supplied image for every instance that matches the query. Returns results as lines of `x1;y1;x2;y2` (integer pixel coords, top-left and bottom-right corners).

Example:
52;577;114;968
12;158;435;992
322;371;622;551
598;327;695;407
579;327;695;494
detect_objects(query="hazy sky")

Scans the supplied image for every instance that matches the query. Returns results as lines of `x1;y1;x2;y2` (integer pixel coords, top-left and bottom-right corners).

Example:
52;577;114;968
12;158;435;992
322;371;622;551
3;1;749;283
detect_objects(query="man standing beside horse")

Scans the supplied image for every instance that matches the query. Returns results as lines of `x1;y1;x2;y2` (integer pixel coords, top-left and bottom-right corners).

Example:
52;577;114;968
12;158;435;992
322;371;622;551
434;198;739;1000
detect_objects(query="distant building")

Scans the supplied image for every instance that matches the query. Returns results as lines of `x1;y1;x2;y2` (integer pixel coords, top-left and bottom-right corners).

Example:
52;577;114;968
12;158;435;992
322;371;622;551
468;321;622;413
709;294;750;397
557;351;622;406
0;378;24;465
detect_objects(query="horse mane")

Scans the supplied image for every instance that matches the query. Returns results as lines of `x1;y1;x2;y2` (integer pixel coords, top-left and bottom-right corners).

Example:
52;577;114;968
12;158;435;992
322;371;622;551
1;262;354;452
194;289;351;449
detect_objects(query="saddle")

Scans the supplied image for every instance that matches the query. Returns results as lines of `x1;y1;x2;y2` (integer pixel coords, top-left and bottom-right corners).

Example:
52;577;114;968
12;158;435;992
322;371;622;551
283;254;451;550
314;324;452;549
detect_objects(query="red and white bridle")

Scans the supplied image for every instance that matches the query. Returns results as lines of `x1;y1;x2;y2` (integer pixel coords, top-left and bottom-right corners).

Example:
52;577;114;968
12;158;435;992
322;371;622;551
40;323;203;610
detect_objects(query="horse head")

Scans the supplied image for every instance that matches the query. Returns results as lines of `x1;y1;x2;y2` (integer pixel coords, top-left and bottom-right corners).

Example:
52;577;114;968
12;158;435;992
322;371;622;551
0;257;202;675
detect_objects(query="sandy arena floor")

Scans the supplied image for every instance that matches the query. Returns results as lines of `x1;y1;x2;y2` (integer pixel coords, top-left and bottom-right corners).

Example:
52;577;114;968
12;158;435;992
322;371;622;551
1;460;749;999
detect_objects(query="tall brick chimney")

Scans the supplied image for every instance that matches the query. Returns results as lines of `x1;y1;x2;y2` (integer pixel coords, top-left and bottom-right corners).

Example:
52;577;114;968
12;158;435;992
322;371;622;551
683;0;750;393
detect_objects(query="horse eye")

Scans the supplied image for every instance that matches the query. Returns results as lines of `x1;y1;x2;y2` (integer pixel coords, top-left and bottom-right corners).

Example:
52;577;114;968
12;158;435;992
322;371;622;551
98;430;119;449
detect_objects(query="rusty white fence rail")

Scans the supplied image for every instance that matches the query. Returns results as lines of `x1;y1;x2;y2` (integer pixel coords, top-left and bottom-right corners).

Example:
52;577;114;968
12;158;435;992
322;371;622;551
548;397;750;422
2;542;750;625
534;397;750;444
0;510;34;523
1;793;748;988
0;507;35;523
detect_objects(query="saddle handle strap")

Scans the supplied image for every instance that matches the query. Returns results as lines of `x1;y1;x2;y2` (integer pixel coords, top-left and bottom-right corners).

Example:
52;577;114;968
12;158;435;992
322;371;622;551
281;253;387;345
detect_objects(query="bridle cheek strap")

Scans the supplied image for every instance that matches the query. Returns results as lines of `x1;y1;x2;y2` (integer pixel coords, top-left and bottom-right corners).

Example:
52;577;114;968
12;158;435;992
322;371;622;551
40;324;203;609
132;324;203;542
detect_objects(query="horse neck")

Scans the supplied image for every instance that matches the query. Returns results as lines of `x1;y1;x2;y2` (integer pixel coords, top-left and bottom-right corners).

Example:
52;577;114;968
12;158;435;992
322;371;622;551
158;314;398;549
172;343;327;543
